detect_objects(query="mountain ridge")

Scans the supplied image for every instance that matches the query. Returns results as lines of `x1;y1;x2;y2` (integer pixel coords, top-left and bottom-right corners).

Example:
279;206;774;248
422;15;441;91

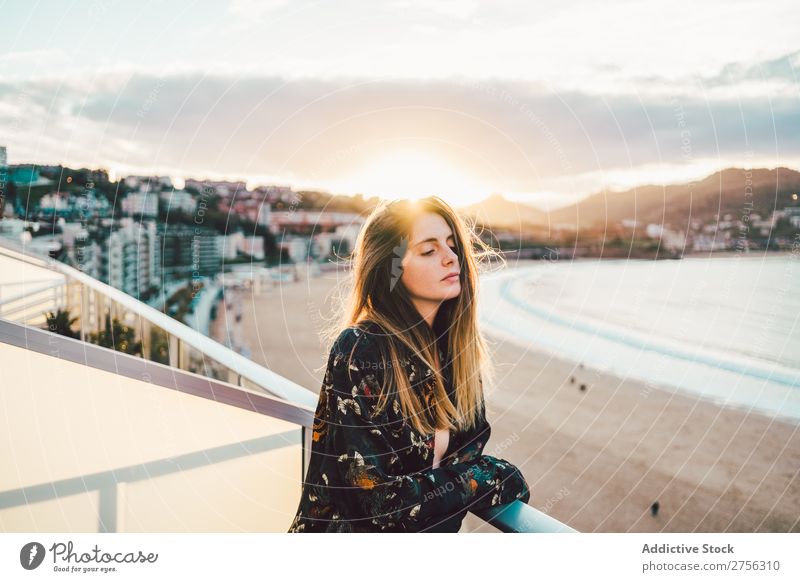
457;167;800;229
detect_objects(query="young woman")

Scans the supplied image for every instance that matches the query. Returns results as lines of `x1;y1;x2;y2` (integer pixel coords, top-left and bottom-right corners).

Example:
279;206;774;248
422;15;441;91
287;196;530;533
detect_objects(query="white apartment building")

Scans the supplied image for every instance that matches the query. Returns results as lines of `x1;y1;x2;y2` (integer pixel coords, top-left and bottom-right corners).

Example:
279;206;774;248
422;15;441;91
122;192;159;217
160;189;197;214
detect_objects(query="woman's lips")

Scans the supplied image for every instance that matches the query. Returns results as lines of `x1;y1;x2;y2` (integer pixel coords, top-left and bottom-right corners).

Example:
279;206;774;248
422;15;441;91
442;273;460;282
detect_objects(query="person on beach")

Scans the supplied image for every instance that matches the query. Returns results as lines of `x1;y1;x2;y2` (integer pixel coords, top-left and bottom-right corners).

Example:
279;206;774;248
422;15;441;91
287;196;530;533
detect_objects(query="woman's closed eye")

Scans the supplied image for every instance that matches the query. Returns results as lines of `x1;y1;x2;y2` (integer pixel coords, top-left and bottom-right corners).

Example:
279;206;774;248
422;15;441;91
422;246;457;256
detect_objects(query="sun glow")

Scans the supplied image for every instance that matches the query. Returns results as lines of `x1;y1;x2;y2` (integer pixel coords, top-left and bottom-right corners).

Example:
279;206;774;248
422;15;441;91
339;151;490;207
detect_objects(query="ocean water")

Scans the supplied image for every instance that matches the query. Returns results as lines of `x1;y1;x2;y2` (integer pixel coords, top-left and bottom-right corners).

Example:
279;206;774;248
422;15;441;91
479;254;800;423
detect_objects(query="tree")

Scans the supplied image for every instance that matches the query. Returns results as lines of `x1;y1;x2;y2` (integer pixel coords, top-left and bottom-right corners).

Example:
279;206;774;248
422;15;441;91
149;328;170;365
44;308;80;339
89;312;142;355
263;229;279;265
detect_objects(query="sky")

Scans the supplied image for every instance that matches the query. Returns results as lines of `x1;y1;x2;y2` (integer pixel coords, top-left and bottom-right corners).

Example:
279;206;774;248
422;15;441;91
1;0;798;209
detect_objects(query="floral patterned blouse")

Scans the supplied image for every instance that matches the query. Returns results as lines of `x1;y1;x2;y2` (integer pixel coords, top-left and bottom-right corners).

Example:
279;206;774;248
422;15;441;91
287;321;531;533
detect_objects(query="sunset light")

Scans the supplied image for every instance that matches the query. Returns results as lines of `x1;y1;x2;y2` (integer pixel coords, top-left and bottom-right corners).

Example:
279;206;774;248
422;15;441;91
338;151;489;207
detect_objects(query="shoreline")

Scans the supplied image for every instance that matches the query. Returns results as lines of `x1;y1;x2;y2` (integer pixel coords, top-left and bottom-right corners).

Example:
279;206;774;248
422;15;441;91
481;253;800;425
498;249;798;267
482;324;800;429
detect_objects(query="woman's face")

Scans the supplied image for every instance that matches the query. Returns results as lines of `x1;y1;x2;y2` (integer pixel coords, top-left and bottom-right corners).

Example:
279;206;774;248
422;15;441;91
399;212;461;322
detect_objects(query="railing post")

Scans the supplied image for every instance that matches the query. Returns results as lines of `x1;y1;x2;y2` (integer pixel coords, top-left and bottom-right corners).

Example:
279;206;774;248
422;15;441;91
301;425;307;490
140;316;152;360
95;289;105;332
80;284;89;342
169;336;180;369
65;279;73;316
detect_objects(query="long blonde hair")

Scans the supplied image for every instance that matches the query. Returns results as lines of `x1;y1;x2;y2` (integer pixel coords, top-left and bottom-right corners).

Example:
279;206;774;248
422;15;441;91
323;196;505;436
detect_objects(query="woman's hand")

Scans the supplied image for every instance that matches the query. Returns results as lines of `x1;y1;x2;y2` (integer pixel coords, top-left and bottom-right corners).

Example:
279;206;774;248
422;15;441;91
493;459;531;505
466;454;531;507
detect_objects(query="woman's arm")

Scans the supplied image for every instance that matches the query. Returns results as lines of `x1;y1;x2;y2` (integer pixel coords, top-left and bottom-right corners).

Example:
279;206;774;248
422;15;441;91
439;389;530;511
443;389;490;466
317;328;529;531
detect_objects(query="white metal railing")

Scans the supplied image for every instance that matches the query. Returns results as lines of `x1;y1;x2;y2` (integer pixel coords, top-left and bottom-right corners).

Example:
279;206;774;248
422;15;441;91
0;280;64;322
0;317;311;533
0;240;317;408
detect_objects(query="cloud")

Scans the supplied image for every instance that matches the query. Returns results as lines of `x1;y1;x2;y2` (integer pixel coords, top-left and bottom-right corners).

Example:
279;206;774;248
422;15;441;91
710;50;800;86
1;52;798;203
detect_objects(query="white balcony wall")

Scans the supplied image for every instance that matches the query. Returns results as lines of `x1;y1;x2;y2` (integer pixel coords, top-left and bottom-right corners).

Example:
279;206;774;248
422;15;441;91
0;343;302;532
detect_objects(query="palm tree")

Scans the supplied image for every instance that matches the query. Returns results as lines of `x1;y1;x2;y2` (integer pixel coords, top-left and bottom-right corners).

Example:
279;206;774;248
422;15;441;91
44;308;80;339
89;311;142;356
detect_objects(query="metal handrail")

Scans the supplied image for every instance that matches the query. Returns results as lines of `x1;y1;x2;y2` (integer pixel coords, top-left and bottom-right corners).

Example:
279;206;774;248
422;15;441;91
0;281;63;307
0;316;316;528
472;500;578;533
0;318;316;427
0;241;317;408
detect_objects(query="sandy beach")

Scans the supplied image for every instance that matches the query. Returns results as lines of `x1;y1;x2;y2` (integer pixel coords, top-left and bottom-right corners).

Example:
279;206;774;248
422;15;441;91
212;265;800;533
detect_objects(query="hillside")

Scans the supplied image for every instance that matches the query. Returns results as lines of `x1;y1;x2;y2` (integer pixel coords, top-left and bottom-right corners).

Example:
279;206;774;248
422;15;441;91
458;193;549;228
547;167;800;229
